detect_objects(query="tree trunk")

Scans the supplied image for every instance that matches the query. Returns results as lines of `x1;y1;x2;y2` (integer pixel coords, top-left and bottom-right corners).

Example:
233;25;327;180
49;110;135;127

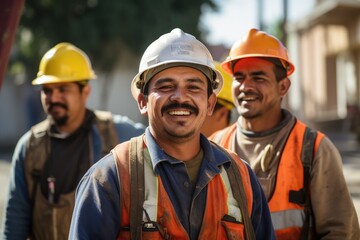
0;0;25;90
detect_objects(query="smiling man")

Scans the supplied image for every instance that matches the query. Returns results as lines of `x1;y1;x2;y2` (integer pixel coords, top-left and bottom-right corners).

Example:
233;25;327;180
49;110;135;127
1;43;145;240
210;28;360;239
69;28;275;240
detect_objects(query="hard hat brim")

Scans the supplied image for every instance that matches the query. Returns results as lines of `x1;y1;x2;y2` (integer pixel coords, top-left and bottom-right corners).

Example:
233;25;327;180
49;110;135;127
221;54;295;77
131;60;223;100
32;74;97;85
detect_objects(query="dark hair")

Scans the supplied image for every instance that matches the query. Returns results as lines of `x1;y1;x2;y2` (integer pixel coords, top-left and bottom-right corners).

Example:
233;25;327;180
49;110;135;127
264;58;287;81
76;80;89;92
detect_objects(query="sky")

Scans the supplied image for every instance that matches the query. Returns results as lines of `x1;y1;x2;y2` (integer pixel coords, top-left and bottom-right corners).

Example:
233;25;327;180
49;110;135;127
201;0;316;47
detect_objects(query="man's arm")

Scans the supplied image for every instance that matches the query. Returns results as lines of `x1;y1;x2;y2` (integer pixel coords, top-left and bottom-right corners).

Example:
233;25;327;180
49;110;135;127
1;132;32;239
69;153;121;239
311;137;360;239
246;164;276;240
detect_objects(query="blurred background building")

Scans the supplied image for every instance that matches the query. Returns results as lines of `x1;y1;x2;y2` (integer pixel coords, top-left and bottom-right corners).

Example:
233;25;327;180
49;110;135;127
287;0;360;139
1;0;360;151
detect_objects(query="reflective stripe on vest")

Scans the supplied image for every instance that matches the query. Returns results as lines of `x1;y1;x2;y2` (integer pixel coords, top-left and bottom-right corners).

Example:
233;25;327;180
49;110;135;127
112;137;253;239
271;209;305;230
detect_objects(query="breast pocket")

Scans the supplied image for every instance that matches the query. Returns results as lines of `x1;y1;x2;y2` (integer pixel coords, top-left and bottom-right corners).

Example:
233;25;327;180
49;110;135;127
219;214;245;240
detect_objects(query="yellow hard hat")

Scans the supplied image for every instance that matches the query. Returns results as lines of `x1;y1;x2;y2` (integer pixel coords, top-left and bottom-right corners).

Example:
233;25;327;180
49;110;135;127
214;61;234;111
222;28;295;77
32;42;97;85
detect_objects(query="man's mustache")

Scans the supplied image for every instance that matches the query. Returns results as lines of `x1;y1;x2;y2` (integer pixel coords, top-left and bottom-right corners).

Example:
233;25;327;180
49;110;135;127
161;103;198;115
48;102;68;111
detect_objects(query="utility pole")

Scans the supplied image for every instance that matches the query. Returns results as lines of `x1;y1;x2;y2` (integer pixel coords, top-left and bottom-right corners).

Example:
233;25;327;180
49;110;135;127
257;0;265;30
280;0;288;46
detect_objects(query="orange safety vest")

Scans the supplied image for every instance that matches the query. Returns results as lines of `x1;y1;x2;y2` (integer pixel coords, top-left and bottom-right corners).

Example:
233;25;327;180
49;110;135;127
112;136;255;240
210;120;324;240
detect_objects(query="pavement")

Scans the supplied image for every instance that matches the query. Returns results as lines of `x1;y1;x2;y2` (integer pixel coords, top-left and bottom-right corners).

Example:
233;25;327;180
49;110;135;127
0;129;359;233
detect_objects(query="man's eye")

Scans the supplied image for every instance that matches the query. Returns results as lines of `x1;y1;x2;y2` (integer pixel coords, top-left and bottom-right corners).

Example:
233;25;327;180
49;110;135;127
158;85;173;91
234;77;244;82
59;87;68;93
254;77;265;82
188;85;201;91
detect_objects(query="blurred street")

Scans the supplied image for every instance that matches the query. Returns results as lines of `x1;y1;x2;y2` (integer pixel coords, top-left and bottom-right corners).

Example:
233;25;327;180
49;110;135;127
0;129;359;233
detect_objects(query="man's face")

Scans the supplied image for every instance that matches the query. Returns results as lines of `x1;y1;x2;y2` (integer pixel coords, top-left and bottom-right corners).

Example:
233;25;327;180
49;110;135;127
138;66;216;142
232;58;290;119
41;82;90;127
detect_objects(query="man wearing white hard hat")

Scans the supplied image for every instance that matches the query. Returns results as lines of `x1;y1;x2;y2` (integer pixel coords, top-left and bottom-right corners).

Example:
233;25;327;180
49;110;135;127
69;28;275;240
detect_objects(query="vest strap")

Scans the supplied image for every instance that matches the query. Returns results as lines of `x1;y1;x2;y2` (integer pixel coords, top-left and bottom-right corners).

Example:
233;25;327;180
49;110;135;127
129;136;145;240
211;141;256;240
227;163;255;239
299;127;317;240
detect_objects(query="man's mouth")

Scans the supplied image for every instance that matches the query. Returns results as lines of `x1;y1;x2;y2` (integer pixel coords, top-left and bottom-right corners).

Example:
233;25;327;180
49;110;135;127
162;103;198;116
168;110;191;116
49;103;67;112
241;96;257;101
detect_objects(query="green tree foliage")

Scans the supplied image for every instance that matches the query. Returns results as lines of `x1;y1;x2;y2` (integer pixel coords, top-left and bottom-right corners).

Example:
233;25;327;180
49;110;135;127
12;0;218;77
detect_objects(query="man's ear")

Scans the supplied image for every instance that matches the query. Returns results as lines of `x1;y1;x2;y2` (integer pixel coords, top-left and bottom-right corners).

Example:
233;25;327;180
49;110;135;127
279;78;291;97
82;84;91;100
207;92;217;116
137;93;148;116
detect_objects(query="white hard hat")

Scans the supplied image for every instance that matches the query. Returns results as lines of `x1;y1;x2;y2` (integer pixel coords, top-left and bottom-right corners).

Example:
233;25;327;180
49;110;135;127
131;28;223;99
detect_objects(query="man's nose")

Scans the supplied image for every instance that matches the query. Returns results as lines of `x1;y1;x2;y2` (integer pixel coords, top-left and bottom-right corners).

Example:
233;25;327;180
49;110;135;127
170;88;189;102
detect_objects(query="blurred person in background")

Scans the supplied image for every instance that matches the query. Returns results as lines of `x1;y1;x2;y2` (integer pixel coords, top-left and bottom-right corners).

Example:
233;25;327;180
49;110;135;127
201;61;235;137
69;28;275;240
1;42;145;240
210;28;359;239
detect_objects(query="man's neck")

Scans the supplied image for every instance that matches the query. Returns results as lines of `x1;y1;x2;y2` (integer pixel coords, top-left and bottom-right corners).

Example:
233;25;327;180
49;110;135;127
155;134;202;162
240;110;283;133
53;109;88;135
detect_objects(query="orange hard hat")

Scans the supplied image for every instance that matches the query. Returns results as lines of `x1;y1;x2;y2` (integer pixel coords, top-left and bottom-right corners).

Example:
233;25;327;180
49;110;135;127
222;28;295;77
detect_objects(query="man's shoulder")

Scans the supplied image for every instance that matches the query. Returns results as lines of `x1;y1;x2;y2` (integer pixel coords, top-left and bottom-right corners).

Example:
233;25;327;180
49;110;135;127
112;114;145;129
210;140;248;167
30;119;50;136
209;123;237;143
93;110;145;132
94;110;113;122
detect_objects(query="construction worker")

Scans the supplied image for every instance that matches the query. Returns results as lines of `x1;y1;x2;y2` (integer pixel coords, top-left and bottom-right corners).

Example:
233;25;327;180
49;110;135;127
201;61;235;137
69;28;275;239
210;28;360;239
0;43;145;240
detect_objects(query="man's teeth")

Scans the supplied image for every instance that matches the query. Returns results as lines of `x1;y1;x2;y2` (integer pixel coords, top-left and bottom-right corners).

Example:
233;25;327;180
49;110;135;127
242;97;257;101
169;110;191;116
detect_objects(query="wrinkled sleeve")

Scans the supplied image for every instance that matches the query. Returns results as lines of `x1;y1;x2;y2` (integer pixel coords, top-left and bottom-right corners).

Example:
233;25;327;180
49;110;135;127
69;153;121;240
247;164;276;240
311;136;360;239
112;115;146;142
1;132;32;239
